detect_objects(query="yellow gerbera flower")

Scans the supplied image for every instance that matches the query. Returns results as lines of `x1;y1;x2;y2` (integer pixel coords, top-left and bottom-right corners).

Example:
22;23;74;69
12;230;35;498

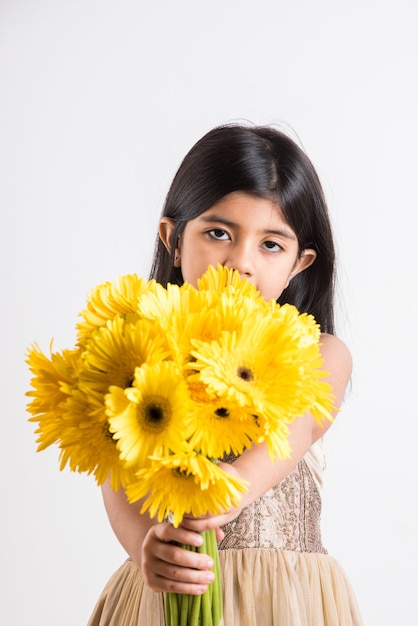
211;288;267;335
77;316;169;418
257;306;334;427
169;308;225;374
188;397;262;458
197;264;262;301
197;265;267;328
125;451;248;527
138;280;201;327
189;312;334;460
26;344;80;450
139;283;225;373
58;388;135;490
138;282;209;369
138;267;266;377
106;361;192;468
189;324;270;409
76;274;157;344
267;302;321;348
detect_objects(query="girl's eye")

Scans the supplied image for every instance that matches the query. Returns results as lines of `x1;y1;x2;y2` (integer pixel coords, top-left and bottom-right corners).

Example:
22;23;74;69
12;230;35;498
262;240;281;252
208;228;229;240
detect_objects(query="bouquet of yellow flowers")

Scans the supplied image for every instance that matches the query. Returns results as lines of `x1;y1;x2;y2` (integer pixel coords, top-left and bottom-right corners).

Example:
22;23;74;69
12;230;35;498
26;265;334;626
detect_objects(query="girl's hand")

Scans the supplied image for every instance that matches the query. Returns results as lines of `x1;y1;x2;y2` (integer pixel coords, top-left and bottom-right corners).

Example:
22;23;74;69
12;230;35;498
180;461;246;533
141;522;217;595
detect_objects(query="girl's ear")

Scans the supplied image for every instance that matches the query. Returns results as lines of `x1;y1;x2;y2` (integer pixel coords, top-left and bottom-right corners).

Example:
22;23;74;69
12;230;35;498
287;248;317;284
159;218;181;267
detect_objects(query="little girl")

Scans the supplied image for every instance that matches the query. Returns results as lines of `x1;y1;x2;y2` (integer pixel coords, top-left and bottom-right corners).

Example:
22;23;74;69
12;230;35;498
87;124;363;625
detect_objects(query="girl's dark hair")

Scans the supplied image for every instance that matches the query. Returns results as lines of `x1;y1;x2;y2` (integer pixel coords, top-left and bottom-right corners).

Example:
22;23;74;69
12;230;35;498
149;124;336;334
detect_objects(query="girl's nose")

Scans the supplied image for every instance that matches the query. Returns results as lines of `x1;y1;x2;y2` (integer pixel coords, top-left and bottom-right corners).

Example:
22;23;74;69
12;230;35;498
225;245;255;277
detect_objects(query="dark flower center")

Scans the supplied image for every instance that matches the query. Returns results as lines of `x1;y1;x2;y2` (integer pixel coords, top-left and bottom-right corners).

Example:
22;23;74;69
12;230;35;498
104;423;116;443
140;395;170;432
172;468;193;480
214;407;230;418
187;355;199;376
146;403;164;424
147;404;164;422
237;366;253;382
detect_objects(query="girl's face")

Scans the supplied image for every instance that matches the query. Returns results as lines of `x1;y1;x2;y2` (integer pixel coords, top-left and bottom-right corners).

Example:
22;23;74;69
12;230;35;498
159;192;316;302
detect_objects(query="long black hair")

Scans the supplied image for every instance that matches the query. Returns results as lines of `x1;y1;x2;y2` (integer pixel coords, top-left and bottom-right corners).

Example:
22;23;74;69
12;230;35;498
149;124;336;335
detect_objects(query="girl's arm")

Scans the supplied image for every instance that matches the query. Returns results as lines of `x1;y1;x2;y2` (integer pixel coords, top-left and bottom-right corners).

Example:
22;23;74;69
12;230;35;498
236;333;351;502
101;482;217;594
101;333;351;593
182;333;352;531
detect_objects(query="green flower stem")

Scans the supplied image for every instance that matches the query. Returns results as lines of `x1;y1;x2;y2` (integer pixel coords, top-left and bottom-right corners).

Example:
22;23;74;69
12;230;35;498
164;592;170;625
179;593;189;626
189;594;202;625
201;580;213;626
166;591;179;625
198;531;210;625
164;529;222;625
207;528;223;624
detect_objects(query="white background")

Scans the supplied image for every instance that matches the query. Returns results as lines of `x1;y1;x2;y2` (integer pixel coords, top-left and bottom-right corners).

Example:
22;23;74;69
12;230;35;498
1;1;417;624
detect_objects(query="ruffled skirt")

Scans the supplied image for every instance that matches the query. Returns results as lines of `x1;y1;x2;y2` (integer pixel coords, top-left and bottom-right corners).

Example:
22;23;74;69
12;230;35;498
87;548;362;626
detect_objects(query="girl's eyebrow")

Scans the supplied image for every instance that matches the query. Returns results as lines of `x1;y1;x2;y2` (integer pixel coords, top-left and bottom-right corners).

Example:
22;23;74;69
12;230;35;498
197;213;297;240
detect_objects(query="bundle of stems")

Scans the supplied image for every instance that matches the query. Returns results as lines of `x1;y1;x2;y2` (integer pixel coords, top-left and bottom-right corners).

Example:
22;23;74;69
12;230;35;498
164;529;222;626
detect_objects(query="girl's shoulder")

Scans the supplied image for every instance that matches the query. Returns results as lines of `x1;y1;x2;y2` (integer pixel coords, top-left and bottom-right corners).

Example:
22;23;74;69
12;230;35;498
319;333;353;389
320;332;352;360
309;334;353;440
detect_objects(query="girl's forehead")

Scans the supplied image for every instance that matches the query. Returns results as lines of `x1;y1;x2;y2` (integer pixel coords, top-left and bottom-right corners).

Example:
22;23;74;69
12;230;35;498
197;192;293;231
203;191;279;212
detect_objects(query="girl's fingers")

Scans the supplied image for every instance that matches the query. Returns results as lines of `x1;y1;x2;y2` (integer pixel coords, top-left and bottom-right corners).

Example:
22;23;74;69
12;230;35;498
141;524;216;594
151;537;214;572
180;515;217;532
180;513;233;532
147;556;216;595
146;572;215;596
155;521;204;547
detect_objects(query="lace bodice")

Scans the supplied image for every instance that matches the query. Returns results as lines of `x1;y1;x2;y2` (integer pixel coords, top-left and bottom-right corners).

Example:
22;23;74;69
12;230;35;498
218;440;327;554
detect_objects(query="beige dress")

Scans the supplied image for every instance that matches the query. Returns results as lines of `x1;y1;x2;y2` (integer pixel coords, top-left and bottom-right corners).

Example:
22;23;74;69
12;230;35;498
87;440;362;625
